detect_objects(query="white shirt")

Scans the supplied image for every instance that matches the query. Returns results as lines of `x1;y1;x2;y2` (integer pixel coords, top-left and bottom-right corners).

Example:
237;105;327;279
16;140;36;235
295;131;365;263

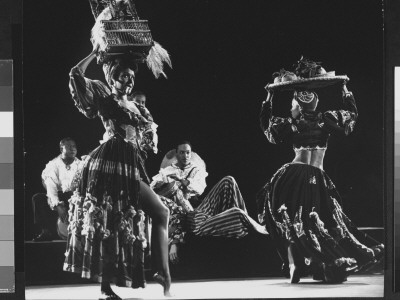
41;156;82;209
150;162;208;198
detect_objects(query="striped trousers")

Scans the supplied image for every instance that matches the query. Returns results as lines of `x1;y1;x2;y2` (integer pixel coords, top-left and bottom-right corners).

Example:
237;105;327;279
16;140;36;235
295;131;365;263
187;176;268;238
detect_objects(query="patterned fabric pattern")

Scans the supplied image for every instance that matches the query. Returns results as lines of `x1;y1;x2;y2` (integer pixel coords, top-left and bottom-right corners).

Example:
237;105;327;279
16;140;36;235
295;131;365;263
259;92;358;149
159;176;268;245
159;195;187;245
63;136;147;288
257;163;382;283
65;61;153;289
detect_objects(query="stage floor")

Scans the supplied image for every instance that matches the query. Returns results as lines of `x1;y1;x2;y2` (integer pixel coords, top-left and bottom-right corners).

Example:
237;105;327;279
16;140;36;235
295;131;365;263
25;274;384;299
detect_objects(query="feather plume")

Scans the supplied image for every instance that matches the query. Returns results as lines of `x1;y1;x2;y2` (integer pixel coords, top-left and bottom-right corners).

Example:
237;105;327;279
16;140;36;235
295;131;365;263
91;6;112;51
91;1;172;79
146;41;172;79
91;0;132;50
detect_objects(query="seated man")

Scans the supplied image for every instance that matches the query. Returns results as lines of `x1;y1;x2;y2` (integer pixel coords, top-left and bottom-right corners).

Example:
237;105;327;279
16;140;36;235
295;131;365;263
31;137;82;241
150;140;268;263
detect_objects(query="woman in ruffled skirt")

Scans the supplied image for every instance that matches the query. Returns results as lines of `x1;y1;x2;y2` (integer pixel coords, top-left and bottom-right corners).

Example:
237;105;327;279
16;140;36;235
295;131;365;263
63;45;172;299
257;79;384;284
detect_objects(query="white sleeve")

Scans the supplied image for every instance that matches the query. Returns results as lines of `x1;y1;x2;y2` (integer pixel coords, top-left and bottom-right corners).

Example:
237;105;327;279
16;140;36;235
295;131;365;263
150;167;171;189
150;122;159;154
41;160;62;209
186;167;208;196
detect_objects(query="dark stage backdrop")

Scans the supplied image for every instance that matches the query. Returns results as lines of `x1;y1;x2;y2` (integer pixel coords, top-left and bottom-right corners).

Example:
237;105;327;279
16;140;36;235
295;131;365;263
23;0;384;239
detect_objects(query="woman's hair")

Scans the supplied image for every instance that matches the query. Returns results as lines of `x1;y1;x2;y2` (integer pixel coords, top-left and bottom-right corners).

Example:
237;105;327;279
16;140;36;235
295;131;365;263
103;55;138;87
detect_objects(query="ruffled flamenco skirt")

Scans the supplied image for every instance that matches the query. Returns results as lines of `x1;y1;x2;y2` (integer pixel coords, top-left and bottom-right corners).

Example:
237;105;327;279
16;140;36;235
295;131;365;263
257;162;384;283
63;135;148;288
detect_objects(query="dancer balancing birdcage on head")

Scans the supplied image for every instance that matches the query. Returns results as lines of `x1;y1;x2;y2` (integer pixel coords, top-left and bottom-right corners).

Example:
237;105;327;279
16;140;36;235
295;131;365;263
257;57;384;284
63;1;172;299
89;0;171;78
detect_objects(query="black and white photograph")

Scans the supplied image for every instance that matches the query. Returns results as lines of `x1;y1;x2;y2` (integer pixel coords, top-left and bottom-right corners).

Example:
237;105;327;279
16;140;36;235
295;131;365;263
19;0;388;299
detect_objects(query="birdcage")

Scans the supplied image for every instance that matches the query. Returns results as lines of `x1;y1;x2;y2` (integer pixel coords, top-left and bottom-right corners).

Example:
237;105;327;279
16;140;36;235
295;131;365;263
89;0;155;62
101;19;153;54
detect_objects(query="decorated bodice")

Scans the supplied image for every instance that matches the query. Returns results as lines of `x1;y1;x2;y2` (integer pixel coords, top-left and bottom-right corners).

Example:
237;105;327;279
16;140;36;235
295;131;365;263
69;66;153;142
290;112;330;150
259;92;358;150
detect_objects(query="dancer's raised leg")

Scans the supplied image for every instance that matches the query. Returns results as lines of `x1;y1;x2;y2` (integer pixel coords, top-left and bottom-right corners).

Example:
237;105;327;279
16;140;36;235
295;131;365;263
140;181;171;296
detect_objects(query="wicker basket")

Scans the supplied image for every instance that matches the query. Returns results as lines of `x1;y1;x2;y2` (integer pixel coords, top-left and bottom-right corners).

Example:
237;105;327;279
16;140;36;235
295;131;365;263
90;0;155;62
265;75;349;91
266;57;349;91
101;20;153;54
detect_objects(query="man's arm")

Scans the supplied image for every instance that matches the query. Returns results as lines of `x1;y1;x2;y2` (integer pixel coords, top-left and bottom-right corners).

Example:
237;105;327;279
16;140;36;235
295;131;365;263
150;167;174;190
42;160;69;222
169;244;180;264
184;167;207;196
41;161;62;210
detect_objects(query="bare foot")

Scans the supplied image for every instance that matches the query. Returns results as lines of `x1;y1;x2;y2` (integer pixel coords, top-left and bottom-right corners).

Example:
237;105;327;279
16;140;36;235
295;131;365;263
100;284;121;300
153;272;172;297
99;292;121;300
289;265;301;284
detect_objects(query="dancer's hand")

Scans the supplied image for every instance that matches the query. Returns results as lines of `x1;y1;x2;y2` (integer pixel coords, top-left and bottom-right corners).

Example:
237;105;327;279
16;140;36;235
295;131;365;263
91;42;100;55
168;174;182;182
167;175;189;189
180;179;190;187
264;89;274;104
342;80;351;97
169;244;180;264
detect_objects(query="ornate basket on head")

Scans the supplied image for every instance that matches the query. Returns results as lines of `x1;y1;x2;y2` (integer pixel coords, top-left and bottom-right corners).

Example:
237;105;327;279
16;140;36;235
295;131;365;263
101;19;153;58
265;56;349;92
89;0;171;78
